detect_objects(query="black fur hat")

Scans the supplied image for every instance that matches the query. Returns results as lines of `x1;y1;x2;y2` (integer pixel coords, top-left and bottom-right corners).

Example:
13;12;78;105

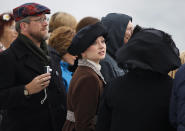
68;22;107;56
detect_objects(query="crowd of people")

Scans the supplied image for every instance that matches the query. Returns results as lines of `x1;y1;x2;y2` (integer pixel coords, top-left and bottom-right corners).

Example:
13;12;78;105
0;2;184;131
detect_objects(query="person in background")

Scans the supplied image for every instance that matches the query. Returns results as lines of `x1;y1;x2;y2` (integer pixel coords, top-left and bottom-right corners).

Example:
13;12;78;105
0;12;17;129
49;11;77;33
47;11;77;83
76;16;100;32
0;12;17;52
62;22;107;131
168;50;185;78
169;55;185;130
49;26;77;92
100;13;134;83
96;27;180;131
0;3;66;131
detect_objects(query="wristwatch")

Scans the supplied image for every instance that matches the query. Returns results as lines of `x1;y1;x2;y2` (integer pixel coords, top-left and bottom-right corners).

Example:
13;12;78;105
24;88;29;96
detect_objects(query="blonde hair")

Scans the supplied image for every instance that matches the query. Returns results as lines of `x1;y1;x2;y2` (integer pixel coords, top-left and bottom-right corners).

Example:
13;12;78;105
49;26;75;57
169;50;185;78
49;12;77;32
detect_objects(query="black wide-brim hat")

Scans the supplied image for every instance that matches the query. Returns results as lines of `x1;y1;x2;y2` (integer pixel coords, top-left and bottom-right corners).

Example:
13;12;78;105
68;22;108;56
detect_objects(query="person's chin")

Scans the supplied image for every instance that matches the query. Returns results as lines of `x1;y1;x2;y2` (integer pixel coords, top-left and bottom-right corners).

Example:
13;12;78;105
100;55;105;60
43;33;49;40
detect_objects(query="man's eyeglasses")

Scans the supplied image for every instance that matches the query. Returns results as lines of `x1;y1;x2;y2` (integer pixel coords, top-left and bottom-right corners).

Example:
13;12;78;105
30;17;49;23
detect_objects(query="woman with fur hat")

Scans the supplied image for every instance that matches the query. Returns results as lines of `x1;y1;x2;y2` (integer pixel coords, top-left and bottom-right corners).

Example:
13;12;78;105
96;27;180;131
49;26;77;92
68;16;101;72
62;22;107;131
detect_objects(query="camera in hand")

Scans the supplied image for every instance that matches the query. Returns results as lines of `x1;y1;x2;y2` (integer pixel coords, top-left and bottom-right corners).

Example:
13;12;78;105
44;66;52;73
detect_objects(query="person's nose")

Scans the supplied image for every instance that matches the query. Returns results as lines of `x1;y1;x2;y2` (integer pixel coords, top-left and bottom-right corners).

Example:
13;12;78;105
99;42;105;49
42;20;48;26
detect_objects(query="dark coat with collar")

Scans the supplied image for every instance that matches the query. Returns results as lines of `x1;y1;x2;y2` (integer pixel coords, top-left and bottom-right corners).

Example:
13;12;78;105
96;69;176;131
0;36;66;131
96;28;180;131
170;64;185;131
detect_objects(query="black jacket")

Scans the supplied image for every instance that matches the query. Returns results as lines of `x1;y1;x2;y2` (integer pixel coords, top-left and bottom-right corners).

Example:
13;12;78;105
96;69;176;131
0;37;66;131
96;28;180;131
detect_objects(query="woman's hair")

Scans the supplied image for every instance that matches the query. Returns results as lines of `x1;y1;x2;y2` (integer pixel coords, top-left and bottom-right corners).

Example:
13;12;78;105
48;26;75;57
49;12;77;32
76;16;100;32
0;12;15;38
169;50;185;78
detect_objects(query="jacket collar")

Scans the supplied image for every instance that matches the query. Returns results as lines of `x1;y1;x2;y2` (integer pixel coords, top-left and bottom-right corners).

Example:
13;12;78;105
10;36;43;74
78;59;106;84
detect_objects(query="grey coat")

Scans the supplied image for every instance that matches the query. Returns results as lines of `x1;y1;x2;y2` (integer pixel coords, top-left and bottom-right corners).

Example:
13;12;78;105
100;53;124;82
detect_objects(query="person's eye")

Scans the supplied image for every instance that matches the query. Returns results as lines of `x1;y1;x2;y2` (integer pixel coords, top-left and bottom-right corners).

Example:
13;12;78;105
101;39;105;43
10;26;15;30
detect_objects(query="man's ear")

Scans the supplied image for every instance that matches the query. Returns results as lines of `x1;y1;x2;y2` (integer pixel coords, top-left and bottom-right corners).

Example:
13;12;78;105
20;22;28;32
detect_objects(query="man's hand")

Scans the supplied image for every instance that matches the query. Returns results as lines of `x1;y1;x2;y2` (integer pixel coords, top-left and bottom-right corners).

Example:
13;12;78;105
25;73;51;95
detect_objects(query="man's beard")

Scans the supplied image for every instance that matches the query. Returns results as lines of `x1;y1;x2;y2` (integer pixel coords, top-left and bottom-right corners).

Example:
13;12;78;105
29;31;49;42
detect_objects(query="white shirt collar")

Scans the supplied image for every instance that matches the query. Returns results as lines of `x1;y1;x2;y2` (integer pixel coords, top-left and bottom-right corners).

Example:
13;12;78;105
86;59;101;71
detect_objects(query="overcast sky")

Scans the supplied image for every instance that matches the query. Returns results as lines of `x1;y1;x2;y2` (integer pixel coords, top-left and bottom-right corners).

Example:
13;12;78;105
1;0;185;51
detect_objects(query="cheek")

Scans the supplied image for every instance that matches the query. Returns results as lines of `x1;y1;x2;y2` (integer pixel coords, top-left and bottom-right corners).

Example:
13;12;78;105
125;31;129;36
103;44;106;49
124;38;128;44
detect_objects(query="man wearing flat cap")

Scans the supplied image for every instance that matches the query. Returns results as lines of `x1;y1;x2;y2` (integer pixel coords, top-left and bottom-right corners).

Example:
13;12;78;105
0;3;66;131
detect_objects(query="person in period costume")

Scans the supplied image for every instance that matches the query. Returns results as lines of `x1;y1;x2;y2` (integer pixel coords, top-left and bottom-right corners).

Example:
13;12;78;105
68;16;100;73
100;13;134;83
62;22;107;131
96;27;180;131
0;3;66;131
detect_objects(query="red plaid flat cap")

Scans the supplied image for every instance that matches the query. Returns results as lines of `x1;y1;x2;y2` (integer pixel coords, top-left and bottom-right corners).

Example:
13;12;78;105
13;3;50;22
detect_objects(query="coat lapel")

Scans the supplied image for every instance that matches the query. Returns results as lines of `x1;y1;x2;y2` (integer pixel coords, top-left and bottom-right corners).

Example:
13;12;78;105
24;55;43;74
11;37;43;74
